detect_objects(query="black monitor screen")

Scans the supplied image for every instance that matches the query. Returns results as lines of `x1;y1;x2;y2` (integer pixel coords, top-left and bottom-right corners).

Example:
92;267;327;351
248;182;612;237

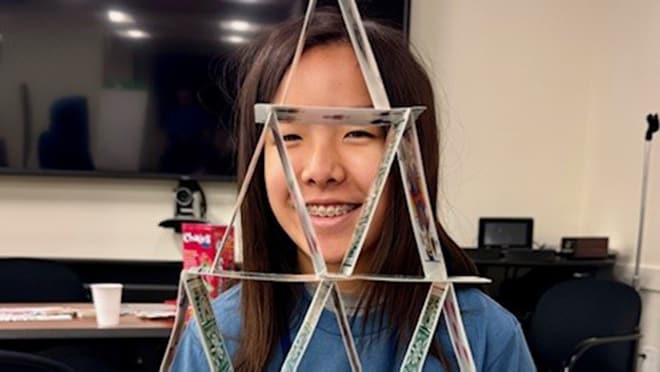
478;218;534;249
0;0;409;179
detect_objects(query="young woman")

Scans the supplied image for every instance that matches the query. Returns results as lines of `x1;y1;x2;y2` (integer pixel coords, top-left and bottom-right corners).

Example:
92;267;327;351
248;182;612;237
171;10;535;372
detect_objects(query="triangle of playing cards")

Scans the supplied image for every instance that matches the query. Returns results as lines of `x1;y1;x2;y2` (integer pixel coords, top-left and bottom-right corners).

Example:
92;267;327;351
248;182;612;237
160;1;489;371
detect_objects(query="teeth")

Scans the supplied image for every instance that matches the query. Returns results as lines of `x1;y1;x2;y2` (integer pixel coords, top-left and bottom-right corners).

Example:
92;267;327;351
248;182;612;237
306;204;356;217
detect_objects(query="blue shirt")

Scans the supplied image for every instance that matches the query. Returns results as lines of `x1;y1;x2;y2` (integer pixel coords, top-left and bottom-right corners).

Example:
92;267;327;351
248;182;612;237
171;285;536;371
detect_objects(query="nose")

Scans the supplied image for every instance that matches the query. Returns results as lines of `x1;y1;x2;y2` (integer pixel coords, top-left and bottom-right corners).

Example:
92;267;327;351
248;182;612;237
300;140;345;189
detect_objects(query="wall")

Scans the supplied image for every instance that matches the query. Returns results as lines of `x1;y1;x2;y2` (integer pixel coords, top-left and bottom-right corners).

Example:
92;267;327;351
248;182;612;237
410;0;597;249
410;0;660;369
578;0;660;363
0;176;236;260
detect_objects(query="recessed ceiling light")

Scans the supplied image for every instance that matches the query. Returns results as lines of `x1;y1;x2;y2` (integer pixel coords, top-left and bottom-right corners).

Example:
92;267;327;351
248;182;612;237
122;29;150;39
107;10;134;24
220;20;254;32
222;35;247;44
233;0;268;3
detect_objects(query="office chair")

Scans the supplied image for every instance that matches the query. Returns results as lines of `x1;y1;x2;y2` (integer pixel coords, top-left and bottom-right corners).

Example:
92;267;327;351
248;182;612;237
0;350;74;372
0;258;86;302
528;278;641;372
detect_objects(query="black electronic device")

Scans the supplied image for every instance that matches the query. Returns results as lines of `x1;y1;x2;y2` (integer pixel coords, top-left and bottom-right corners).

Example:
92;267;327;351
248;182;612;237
0;0;409;180
478;218;534;249
159;177;207;233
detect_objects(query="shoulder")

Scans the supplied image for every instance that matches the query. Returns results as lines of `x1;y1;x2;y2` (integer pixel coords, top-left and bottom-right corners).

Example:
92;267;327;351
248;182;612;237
211;284;242;339
456;287;519;336
455;288;536;371
170;284;243;372
213;284;242;316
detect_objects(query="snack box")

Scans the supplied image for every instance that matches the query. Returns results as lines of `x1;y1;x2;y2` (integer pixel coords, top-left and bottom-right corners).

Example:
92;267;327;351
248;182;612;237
181;223;235;299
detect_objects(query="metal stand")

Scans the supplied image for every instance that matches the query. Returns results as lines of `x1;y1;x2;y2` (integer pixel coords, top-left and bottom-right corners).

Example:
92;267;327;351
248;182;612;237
632;113;658;290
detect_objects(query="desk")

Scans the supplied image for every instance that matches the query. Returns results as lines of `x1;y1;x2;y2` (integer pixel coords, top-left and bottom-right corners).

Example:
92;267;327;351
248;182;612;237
465;249;617;269
0;303;173;340
463;249;617;320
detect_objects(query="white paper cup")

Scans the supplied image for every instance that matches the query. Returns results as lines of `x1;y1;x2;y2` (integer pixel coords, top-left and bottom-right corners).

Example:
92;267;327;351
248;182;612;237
90;283;123;327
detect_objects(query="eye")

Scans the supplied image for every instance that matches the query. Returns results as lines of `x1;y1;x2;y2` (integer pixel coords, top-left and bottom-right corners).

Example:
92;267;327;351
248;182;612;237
345;130;376;139
282;133;302;142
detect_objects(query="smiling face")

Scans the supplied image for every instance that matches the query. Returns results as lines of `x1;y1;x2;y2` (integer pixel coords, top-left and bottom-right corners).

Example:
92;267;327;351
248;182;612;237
264;43;390;273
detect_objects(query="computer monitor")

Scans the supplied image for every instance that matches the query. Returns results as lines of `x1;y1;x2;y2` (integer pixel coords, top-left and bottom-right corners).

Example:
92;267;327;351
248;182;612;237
478;218;534;249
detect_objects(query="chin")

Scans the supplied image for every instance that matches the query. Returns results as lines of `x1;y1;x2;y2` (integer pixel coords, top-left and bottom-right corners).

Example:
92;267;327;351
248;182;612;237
297;236;372;272
322;253;346;268
318;241;352;269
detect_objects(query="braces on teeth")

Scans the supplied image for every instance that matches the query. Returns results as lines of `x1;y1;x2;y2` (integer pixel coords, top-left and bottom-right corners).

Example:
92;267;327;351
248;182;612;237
307;205;356;217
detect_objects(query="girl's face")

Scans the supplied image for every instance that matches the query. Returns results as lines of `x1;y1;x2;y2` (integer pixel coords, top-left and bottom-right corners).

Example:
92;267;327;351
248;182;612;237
265;43;390;273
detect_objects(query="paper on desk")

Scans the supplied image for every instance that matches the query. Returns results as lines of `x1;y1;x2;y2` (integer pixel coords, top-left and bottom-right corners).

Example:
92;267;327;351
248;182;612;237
65;303;177;320
0;306;76;322
50;303;177;320
121;303;177;319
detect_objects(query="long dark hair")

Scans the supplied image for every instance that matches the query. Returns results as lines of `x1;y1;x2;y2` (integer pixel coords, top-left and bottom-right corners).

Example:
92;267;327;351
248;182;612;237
230;10;477;371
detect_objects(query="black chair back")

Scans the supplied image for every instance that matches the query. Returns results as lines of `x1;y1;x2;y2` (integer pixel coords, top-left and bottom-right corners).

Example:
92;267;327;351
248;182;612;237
0;350;74;372
0;258;86;302
528;278;641;372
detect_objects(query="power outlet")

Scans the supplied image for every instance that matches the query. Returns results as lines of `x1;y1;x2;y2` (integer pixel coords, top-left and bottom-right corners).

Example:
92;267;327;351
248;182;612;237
641;346;659;372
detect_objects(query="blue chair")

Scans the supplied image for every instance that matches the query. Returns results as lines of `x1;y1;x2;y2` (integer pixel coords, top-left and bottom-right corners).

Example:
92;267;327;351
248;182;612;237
528;278;641;372
0;258;86;302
